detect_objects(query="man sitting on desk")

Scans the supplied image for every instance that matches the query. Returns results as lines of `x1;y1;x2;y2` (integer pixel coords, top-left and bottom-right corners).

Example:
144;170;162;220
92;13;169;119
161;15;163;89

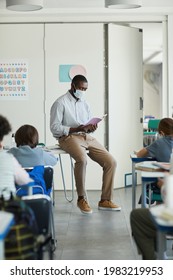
50;74;121;214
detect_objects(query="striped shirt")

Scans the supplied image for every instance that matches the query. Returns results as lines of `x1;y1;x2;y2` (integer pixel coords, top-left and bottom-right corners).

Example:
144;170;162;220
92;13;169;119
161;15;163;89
50;91;92;139
0;150;33;200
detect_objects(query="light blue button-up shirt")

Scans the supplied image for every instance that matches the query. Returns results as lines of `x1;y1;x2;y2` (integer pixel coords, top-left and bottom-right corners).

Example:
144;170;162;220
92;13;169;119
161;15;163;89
50;91;92;139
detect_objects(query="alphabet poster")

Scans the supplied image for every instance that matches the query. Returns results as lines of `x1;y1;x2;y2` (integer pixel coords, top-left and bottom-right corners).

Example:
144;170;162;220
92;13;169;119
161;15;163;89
0;60;29;100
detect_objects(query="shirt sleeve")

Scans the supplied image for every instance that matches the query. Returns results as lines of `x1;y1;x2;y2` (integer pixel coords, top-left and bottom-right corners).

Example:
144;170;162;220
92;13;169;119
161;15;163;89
13;157;33;185
50;100;70;138
43;150;58;166
146;141;159;159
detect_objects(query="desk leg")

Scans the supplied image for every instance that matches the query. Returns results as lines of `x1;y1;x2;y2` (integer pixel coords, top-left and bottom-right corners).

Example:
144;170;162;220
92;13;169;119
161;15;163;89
59;154;74;202
141;181;147;208
132;162;136;209
0;241;4;260
157;231;166;260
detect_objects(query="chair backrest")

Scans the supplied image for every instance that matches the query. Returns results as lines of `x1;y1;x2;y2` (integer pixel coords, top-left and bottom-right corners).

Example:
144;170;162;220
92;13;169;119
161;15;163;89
148;119;160;131
22;194;51;235
43;166;54;192
16;166;54;197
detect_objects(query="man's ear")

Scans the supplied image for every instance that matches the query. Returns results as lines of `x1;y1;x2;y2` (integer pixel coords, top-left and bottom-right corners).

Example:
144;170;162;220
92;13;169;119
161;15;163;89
72;83;76;92
159;130;164;136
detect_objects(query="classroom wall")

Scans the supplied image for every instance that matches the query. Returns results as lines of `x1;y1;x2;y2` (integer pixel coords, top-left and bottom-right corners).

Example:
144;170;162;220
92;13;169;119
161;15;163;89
1;15;173;190
0;24;45;147
143;64;162;119
0;23;105;191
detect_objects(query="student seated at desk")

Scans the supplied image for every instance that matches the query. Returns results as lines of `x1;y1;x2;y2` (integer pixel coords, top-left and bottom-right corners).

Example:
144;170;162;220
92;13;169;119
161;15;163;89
134;118;173;204
8;124;58;168
130;179;167;260
0;115;33;200
135;118;173;161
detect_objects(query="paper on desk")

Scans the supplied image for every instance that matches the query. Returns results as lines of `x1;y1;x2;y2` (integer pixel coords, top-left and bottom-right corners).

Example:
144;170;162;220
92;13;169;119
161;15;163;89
135;161;163;172
152;162;170;171
84;114;107;126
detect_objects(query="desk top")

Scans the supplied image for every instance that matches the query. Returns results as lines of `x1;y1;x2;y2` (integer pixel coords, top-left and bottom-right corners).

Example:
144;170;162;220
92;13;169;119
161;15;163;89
130;154;153;163
44;145;67;154
141;171;166;179
135;161;169;173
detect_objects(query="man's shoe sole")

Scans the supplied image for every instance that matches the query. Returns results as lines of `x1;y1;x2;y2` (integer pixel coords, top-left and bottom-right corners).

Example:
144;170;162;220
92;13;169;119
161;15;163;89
98;206;121;211
77;206;93;214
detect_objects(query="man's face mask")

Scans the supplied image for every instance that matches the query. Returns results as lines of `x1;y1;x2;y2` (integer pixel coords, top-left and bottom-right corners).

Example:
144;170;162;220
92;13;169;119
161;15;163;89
74;89;85;100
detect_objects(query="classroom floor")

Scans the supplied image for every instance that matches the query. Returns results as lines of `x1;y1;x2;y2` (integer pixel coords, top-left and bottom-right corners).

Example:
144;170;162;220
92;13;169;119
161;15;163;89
51;186;142;260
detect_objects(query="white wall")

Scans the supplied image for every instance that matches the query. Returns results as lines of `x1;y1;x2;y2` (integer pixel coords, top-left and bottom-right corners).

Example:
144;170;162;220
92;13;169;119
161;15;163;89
143;64;162;119
0;24;45;147
44;23;105;190
0;23;105;191
168;15;173;117
1;16;172;190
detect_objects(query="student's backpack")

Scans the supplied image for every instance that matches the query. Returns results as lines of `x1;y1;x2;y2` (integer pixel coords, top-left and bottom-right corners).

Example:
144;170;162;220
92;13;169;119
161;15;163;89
16;165;53;197
0;194;39;260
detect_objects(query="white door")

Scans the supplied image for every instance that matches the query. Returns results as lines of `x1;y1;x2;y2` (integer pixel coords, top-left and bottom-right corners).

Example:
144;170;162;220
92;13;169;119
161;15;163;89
108;24;143;188
0;24;45;147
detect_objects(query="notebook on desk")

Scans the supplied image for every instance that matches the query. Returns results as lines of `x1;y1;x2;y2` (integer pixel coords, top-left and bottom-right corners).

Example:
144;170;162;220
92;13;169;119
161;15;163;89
135;161;168;172
152;162;170;171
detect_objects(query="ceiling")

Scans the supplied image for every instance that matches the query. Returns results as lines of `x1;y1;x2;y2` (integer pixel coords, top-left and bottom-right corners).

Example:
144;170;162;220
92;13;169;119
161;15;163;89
0;0;172;64
0;0;173;15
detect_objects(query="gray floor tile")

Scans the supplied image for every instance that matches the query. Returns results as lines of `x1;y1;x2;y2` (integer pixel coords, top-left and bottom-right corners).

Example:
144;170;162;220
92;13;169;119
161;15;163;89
51;186;142;260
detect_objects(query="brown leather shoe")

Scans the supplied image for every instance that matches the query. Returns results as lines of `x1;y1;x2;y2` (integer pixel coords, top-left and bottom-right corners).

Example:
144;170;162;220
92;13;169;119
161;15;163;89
77;198;92;214
98;200;121;211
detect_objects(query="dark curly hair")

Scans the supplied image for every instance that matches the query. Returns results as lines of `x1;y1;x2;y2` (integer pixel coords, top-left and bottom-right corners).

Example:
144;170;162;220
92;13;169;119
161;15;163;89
0;115;11;141
15;124;39;148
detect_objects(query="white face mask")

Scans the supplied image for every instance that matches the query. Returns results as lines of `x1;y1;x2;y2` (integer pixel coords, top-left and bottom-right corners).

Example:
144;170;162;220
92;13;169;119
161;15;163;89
74;89;85;100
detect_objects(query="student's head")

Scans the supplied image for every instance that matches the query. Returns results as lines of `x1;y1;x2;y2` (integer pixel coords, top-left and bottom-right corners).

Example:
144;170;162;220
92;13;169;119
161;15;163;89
158;118;173;136
0;115;11;142
15;124;39;148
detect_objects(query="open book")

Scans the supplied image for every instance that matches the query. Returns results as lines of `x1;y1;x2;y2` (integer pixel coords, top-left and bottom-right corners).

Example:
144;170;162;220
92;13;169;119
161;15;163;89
152;162;170;171
84;114;107;126
135;161;167;172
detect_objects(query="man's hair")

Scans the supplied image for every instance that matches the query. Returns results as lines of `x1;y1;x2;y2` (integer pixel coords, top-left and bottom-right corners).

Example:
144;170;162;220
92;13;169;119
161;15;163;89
15;124;39;148
158;118;173;136
0;115;11;141
71;75;88;86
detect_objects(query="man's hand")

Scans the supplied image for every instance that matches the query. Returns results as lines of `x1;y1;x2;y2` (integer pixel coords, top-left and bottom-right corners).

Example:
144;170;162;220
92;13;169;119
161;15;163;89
70;124;98;134
82;124;97;133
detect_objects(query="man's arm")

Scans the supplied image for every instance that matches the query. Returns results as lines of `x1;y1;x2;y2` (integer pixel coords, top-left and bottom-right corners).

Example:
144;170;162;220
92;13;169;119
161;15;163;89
69;124;97;134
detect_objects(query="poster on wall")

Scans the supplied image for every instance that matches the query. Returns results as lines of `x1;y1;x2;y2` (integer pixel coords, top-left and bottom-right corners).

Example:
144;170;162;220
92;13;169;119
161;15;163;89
0;60;29;100
59;64;87;82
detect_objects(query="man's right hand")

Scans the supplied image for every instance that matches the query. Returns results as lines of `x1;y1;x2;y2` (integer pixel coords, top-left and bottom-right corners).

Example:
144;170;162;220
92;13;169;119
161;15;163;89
70;124;97;134
82;124;97;133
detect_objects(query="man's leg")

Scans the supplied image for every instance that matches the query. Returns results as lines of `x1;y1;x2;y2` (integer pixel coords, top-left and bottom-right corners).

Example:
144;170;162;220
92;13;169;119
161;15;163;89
130;208;157;260
59;134;92;214
85;135;120;210
59;134;88;197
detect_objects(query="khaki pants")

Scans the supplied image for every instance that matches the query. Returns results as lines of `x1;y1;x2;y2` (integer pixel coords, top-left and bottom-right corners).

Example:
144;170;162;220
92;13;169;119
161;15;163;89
58;133;116;200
